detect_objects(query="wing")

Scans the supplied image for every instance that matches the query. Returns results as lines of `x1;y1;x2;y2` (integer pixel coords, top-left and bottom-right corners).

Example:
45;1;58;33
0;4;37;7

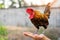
34;10;49;25
31;18;40;29
34;10;49;29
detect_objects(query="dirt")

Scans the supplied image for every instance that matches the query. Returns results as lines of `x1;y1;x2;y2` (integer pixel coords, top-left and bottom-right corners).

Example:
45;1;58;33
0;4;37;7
6;26;36;40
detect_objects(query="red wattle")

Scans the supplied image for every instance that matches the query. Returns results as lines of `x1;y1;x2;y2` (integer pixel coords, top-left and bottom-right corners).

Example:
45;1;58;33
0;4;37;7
26;8;34;19
29;13;34;19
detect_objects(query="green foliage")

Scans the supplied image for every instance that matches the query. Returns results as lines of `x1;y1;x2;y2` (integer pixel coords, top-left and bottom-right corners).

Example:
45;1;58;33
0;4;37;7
0;25;8;40
38;27;45;34
0;37;8;40
0;26;8;36
0;4;4;9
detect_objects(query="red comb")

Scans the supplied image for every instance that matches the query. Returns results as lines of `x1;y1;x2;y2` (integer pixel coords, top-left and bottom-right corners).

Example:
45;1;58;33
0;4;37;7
26;8;33;13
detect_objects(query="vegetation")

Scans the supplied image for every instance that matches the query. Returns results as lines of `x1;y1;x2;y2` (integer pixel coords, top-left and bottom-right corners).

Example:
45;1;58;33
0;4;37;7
0;25;8;40
0;4;4;9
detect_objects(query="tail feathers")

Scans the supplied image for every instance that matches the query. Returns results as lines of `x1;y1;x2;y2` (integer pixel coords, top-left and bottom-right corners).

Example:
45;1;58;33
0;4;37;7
44;12;50;19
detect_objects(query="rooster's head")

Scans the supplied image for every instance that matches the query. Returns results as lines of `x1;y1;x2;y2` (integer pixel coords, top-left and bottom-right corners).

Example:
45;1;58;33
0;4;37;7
26;8;34;19
26;8;34;15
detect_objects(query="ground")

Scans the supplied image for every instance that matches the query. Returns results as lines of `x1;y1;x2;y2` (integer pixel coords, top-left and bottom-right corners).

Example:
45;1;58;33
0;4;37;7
6;26;60;40
6;26;36;40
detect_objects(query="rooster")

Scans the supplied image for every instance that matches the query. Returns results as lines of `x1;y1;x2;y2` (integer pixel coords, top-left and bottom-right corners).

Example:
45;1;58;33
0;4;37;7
26;8;50;31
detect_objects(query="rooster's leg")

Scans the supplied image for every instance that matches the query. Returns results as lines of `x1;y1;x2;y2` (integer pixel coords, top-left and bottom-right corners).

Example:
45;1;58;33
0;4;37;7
34;25;39;34
34;29;39;34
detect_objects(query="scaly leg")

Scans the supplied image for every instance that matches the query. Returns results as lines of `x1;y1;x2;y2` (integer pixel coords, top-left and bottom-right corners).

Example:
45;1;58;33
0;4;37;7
34;29;39;34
